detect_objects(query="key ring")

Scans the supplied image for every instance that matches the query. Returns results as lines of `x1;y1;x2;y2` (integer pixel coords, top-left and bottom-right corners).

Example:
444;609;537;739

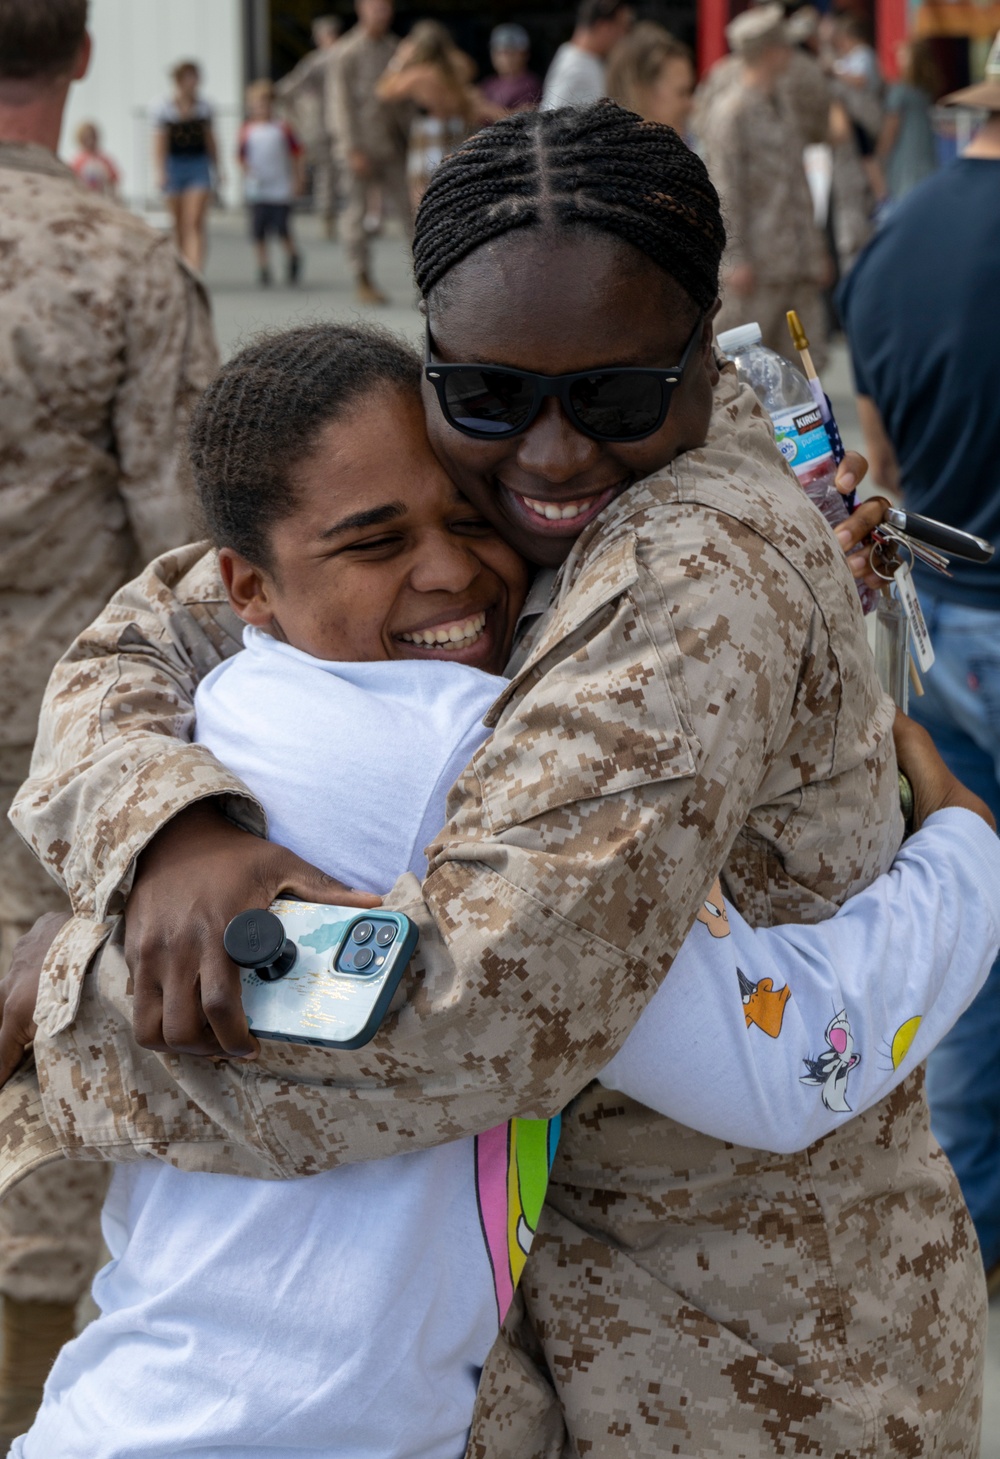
870;536;913;582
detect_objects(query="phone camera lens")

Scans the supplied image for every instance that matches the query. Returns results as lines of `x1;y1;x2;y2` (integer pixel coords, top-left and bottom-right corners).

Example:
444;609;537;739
351;921;374;944
353;947;375;970
375;924;396;947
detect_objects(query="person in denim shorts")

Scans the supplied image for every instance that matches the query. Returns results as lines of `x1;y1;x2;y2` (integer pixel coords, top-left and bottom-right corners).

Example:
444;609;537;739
153;60;219;272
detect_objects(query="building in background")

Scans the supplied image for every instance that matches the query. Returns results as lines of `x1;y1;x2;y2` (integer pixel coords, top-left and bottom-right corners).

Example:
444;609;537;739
62;0;247;209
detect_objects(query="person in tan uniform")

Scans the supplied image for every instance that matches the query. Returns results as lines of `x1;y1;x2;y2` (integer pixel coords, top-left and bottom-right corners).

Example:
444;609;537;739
0;0;218;1439
702;5;832;365
276;14;342;239
3;105;984;1455
329;0;411;304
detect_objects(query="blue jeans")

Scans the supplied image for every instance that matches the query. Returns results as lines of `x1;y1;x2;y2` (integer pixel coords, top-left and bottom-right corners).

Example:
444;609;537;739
909;589;1000;1271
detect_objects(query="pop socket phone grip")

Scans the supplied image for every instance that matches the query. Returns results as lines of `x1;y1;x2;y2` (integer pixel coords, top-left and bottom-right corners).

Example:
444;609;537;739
224;909;297;981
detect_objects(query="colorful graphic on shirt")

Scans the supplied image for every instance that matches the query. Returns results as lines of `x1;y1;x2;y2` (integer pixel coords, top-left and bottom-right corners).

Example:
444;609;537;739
696;878;730;938
890;1015;922;1069
801;1009;860;1112
475;1114;561;1324
737;967;791;1038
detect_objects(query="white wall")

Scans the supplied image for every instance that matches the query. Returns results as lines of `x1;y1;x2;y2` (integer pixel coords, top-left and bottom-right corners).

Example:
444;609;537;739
62;0;245;209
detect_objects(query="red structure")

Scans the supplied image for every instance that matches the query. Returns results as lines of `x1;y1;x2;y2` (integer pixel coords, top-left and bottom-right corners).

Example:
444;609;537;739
698;0;733;75
875;0;908;78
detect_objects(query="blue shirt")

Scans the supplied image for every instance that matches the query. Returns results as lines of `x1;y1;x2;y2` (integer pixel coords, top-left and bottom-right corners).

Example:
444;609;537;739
839;158;1000;606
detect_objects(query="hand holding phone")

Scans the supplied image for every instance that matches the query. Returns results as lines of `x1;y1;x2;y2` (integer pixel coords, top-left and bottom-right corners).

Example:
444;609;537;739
224;900;418;1050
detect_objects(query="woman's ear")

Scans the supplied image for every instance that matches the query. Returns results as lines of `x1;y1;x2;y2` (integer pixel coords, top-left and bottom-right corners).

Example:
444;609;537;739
218;548;276;629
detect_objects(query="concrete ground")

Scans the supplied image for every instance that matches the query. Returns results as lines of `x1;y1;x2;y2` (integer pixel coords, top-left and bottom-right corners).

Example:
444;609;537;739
73;208;1000;1452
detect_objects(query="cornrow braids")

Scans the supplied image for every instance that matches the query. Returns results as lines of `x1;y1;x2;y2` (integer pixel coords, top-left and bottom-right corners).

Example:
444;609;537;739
190;322;420;570
413;100;725;316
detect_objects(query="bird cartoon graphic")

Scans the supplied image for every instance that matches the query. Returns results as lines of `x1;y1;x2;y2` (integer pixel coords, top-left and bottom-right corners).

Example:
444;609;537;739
696;879;730;938
801;1010;860;1112
737;967;791;1039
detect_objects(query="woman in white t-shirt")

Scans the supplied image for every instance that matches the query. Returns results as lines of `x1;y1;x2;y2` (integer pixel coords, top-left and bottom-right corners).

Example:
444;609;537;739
153;59;219;272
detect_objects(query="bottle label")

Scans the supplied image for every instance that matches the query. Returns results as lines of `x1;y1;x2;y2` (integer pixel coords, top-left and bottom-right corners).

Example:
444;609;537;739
770;403;834;481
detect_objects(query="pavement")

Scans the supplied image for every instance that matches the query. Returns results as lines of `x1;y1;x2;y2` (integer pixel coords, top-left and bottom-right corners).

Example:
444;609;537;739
75;209;1000;1452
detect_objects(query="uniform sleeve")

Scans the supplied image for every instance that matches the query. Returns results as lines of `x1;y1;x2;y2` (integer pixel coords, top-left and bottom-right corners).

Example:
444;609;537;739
9;545;259;919
600;809;1000;1151
17;504;831;1161
110;237;220;563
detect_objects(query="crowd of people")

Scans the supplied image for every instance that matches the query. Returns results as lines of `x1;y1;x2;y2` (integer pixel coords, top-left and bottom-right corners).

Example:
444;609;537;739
1;0;999;1456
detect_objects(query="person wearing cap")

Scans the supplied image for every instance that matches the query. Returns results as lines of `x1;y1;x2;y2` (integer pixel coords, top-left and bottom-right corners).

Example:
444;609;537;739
839;33;1000;1296
541;0;634;111
480;23;541;113
701;2;831;365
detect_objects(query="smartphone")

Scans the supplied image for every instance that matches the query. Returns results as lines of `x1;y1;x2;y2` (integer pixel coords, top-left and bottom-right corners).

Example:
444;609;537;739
884;508;995;564
224;899;419;1050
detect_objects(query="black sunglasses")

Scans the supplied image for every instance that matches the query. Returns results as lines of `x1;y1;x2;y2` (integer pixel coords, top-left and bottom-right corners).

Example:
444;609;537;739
424;312;704;444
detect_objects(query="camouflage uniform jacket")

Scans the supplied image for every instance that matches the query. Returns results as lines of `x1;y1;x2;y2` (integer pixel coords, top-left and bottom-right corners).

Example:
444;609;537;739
6;368;983;1455
328;26;407;165
693;50;833;150
0;142;219;756
700;78;828;284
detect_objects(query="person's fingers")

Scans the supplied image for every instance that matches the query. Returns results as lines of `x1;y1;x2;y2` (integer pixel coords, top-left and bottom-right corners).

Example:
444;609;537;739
834;495;889;555
197;955;259;1060
0;986;35;1090
262;845;383;909
835;449;869;497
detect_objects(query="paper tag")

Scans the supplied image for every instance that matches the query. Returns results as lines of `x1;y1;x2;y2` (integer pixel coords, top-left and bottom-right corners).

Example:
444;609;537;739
894;563;935;672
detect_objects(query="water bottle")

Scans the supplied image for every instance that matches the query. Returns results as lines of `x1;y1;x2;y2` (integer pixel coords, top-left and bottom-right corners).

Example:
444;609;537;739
717;323;875;612
716;322;849;521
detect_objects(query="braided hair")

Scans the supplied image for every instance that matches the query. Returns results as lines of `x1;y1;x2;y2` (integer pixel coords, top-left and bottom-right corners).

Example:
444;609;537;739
190;323;420;570
413;101;725;316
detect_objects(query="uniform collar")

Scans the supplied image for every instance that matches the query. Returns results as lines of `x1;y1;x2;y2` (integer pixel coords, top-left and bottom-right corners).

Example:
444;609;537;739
0;140;75;181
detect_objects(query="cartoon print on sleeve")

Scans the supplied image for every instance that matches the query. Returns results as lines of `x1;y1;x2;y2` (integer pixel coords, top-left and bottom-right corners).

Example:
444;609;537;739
879;1015;923;1072
801;1009;860;1112
696;878;730;938
475;1114;561;1325
737;967;791;1039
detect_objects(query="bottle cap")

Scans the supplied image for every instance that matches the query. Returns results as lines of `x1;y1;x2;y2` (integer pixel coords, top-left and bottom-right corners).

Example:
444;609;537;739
716;322;763;355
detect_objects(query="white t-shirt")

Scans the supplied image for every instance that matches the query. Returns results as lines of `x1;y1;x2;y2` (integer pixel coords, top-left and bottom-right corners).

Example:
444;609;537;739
16;627;1000;1457
541;43;606;110
239;119;300;203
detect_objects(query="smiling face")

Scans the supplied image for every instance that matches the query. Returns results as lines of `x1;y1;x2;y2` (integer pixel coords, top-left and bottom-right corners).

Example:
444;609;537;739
423;231;719;567
220;387;529;673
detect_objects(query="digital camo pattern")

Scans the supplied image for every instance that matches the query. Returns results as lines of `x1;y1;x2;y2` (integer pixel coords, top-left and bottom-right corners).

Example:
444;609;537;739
0;143;218;753
7;367;983;1453
693;48;834;150
0;141;217;1304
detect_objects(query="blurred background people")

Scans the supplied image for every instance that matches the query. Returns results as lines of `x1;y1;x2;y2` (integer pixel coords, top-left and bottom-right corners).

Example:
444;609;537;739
703;4;830;365
0;0;218;1440
238;78;304;286
605;21;695;134
877;39;941;204
69;118;118;197
480;22;541;113
541;0;634;110
376;19;499;209
329;0;410;305
153;59;219;273
839;32;1000;1297
275;13;341;239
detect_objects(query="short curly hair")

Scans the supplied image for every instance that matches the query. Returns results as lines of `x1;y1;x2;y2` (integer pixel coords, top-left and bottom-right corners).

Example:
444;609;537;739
190;323;421;571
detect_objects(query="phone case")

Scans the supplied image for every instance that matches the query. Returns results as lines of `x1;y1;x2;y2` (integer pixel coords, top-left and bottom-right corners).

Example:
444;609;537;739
225;900;419;1050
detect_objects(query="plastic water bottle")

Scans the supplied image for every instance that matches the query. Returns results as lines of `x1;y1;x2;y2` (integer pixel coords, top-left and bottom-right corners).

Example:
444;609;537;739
716;322;875;612
716;322;850;523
